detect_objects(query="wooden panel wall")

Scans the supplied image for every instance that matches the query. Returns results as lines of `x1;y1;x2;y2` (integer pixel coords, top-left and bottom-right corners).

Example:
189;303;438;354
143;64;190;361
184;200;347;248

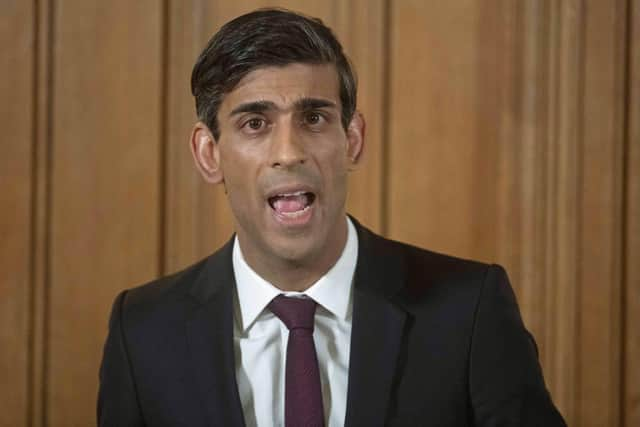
0;2;35;426
0;1;636;426
387;2;635;426
46;2;163;426
624;1;640;425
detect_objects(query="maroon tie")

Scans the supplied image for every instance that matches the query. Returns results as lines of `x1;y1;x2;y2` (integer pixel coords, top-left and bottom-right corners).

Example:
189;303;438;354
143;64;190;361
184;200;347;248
268;295;325;427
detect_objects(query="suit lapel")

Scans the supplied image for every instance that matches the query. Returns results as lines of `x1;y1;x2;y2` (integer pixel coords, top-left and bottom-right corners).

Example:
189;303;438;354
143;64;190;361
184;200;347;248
180;222;406;426
185;239;246;427
344;222;408;427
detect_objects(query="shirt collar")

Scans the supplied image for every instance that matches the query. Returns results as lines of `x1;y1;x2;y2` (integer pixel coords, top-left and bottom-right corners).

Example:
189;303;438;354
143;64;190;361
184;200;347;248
233;217;358;333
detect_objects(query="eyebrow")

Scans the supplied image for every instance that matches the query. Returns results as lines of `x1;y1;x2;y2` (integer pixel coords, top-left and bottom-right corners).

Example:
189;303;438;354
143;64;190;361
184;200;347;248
294;98;337;111
229;100;277;117
228;97;337;117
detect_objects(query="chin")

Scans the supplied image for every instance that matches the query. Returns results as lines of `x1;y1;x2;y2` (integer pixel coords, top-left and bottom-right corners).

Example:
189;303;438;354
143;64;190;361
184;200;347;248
268;234;319;264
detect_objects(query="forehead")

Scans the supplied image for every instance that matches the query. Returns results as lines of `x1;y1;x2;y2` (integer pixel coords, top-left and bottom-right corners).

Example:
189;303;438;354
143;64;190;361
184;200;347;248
220;63;340;113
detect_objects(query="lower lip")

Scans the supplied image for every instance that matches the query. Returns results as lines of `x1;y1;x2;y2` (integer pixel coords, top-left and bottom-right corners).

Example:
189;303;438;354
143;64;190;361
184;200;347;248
271;203;315;227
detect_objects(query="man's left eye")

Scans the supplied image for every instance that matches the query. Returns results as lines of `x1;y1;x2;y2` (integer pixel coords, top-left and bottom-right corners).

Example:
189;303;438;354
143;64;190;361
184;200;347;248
304;112;322;125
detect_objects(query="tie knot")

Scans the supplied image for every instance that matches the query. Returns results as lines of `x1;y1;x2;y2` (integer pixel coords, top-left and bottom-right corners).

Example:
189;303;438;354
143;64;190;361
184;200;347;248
268;295;317;331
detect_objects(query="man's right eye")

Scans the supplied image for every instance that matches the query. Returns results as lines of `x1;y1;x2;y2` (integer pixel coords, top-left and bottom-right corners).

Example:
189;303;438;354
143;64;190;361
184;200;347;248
243;118;265;131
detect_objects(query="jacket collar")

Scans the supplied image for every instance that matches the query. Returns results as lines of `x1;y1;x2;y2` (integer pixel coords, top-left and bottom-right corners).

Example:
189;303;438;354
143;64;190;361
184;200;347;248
183;218;408;426
187;236;235;304
344;218;408;427
185;237;246;426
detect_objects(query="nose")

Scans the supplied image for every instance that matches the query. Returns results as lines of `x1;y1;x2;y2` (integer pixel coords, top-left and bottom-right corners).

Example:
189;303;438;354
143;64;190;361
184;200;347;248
269;120;306;169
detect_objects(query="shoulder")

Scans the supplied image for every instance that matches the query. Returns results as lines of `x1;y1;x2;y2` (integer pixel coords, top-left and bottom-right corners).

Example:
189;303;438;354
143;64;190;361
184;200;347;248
105;257;208;333
394;237;489;281
352;218;507;309
357;220;493;283
108;237;235;330
122;256;210;310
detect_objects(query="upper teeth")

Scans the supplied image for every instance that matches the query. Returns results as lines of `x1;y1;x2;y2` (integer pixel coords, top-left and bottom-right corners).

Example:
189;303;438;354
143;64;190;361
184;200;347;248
278;191;306;197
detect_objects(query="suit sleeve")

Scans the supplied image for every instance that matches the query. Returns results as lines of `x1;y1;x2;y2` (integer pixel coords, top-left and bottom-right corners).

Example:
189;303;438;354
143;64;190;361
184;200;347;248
469;265;567;426
97;290;145;427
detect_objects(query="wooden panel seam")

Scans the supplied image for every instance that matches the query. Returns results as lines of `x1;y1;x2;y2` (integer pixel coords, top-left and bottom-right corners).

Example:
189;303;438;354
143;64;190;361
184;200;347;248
158;0;170;277
380;0;391;237
29;0;55;425
622;0;640;425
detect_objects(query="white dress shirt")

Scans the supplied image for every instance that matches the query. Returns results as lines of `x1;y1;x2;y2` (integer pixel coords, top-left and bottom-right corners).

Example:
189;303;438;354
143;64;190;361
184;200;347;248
232;217;358;427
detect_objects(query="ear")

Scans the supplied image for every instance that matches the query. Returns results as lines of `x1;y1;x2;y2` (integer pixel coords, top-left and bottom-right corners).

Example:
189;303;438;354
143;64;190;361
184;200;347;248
346;111;365;170
190;121;224;184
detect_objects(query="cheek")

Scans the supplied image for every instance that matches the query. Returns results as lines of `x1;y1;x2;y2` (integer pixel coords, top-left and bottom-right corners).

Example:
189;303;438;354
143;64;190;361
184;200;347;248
219;146;258;189
319;150;350;196
313;134;349;166
323;143;350;173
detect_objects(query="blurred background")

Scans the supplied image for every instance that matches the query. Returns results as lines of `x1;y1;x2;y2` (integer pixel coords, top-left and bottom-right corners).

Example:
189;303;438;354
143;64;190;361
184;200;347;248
1;0;638;426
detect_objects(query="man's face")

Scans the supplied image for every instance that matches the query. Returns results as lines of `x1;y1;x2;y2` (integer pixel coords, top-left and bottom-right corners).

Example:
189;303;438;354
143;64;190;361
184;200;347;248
193;63;364;272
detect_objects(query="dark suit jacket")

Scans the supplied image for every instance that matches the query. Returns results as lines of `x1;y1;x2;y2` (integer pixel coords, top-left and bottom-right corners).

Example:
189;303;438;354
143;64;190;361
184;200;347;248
98;218;566;426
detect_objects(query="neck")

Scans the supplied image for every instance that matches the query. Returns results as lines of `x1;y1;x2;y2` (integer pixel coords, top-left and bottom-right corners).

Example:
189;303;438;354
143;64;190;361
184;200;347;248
237;218;348;292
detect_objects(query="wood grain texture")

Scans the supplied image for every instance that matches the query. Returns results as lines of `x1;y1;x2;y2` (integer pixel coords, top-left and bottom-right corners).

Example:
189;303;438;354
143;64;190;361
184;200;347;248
384;12;581;413
329;0;386;233
577;0;627;425
386;2;627;425
624;1;640;426
30;2;54;425
0;1;635;425
473;2;577;420
46;1;163;425
539;1;584;422
163;0;386;274
163;0;232;274
388;0;486;259
0;1;35;425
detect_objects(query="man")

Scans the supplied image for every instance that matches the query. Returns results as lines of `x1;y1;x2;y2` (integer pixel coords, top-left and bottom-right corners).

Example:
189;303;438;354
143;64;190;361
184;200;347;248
98;8;566;427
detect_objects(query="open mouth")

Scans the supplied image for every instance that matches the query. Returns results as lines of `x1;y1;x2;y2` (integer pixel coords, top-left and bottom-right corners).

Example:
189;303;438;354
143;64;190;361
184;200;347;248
268;191;316;218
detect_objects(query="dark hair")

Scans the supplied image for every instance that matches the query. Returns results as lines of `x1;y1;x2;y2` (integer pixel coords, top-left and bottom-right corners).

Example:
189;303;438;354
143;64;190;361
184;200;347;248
191;8;357;140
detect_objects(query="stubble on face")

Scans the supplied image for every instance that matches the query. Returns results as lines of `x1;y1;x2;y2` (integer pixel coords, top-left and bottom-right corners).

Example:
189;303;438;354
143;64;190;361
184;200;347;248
213;64;360;291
